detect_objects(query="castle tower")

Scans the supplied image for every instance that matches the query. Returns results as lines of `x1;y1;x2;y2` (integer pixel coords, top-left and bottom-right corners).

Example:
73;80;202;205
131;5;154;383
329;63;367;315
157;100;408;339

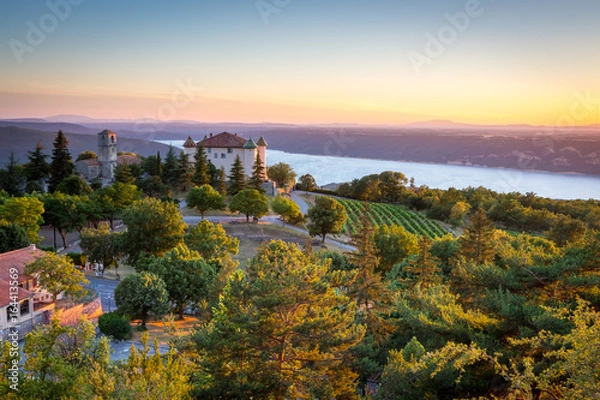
256;136;268;178
243;137;258;175
97;130;117;180
183;136;197;161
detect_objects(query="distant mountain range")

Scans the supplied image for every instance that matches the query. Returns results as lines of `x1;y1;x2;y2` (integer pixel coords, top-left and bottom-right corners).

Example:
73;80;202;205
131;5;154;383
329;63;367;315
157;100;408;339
34;114;600;131
0;116;599;175
0;126;172;165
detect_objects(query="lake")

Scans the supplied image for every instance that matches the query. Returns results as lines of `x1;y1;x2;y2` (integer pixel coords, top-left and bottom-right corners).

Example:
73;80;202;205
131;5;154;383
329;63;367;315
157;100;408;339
156;140;600;200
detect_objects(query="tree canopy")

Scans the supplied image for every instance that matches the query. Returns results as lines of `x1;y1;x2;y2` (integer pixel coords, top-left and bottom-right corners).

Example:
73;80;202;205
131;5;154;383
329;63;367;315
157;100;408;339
114;272;170;327
229;189;269;222
307;196;347;242
185;184;225;218
193;240;365;399
267;162;296;190
121;197;187;264
25;252;89;303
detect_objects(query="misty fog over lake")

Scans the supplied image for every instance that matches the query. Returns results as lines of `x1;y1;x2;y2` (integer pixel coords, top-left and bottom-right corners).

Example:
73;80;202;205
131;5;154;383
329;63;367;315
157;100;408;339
157;141;600;200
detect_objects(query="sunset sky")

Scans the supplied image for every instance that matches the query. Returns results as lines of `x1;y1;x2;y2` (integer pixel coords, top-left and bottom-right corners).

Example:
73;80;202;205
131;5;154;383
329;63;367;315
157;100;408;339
0;0;599;126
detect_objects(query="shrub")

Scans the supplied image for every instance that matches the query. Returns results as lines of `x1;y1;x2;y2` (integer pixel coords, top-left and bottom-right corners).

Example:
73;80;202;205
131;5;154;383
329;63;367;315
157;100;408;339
98;311;133;340
66;252;87;266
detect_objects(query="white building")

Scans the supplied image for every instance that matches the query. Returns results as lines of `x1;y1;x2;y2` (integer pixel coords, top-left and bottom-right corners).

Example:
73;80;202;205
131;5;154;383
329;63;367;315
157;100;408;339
183;132;268;178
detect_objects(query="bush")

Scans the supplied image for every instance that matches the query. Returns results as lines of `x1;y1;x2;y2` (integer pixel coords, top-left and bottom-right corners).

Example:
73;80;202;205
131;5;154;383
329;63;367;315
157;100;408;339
98;311;133;340
66;252;87;266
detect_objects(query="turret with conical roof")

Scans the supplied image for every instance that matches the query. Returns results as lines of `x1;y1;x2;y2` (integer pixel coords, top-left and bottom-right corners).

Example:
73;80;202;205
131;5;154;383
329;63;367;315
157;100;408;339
183;136;197;148
243;137;258;149
257;136;268;147
256;136;267;178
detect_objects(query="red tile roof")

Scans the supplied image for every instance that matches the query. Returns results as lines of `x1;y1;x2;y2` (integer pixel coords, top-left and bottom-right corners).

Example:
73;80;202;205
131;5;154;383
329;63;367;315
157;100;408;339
197;132;248;149
0;245;44;306
0;245;45;283
0;281;33;306
117;154;142;165
78;159;101;166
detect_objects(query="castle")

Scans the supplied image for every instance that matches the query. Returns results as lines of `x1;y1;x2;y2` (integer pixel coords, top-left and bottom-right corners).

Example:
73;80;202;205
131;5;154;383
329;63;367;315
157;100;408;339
183;132;268;178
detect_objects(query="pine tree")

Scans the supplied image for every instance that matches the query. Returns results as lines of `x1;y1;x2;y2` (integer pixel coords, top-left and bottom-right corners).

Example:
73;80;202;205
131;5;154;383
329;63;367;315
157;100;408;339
0;151;25;196
347;208;392;341
248;152;265;192
155;151;163;181
217;166;227;196
25;140;50;184
460;208;496;264
193;145;210;186
161;145;179;186
114;163;136;185
176;151;193;191
194;240;365;399
48;130;75;192
403;236;442;289
227;154;246;196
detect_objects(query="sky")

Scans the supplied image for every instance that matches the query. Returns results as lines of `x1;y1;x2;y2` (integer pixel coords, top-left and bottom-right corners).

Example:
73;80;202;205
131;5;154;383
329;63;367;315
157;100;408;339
0;0;599;126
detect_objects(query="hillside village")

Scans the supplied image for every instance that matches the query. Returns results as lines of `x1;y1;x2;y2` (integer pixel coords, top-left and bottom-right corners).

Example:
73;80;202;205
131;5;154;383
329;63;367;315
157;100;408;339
0;128;600;398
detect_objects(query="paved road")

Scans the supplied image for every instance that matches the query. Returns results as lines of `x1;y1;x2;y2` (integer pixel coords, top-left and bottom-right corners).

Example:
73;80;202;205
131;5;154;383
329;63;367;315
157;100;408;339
109;339;172;361
289;190;312;214
86;276;119;313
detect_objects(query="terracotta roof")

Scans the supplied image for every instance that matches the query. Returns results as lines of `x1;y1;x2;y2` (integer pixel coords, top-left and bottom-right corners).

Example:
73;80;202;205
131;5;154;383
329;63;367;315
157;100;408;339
78;159;101;166
243;138;258;149
0;245;45;284
257;136;268;147
0;281;33;306
117;154;142;165
197;132;248;149
183;136;197;148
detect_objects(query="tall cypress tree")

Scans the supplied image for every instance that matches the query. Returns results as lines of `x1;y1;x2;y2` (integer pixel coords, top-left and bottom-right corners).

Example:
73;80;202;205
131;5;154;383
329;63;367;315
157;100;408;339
193;146;210;186
248;153;265;192
155;151;163;181
227;155;246;196
0;152;25;196
25;140;50;184
48;130;75;192
460;208;496;264
176;151;193;191
217;166;227;196
161;146;179;186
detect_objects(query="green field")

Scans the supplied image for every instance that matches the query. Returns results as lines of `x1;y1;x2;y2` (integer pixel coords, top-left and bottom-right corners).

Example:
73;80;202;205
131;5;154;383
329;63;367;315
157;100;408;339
337;198;447;238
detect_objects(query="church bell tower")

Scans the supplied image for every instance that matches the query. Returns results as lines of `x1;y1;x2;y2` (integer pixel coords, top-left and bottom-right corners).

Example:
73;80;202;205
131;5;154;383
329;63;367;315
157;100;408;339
97;130;117;180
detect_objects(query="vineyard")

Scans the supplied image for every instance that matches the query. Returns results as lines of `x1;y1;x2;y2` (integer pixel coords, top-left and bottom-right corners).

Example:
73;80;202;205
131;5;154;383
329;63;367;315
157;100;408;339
337;198;448;239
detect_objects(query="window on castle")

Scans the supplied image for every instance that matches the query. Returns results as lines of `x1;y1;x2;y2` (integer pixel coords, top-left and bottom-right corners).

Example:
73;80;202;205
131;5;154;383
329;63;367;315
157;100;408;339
214;153;218;159
207;148;211;153
221;153;226;159
228;148;233;154
20;299;29;316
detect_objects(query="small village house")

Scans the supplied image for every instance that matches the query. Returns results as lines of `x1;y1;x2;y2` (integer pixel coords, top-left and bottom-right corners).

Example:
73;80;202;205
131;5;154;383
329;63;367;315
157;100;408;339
0;245;55;340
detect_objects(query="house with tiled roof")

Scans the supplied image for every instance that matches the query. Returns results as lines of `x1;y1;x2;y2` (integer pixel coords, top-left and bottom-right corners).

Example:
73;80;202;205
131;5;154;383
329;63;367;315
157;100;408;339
183;132;268;179
0;245;54;340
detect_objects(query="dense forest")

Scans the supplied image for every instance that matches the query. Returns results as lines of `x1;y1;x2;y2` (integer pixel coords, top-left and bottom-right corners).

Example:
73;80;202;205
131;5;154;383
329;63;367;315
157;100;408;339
1;131;599;399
